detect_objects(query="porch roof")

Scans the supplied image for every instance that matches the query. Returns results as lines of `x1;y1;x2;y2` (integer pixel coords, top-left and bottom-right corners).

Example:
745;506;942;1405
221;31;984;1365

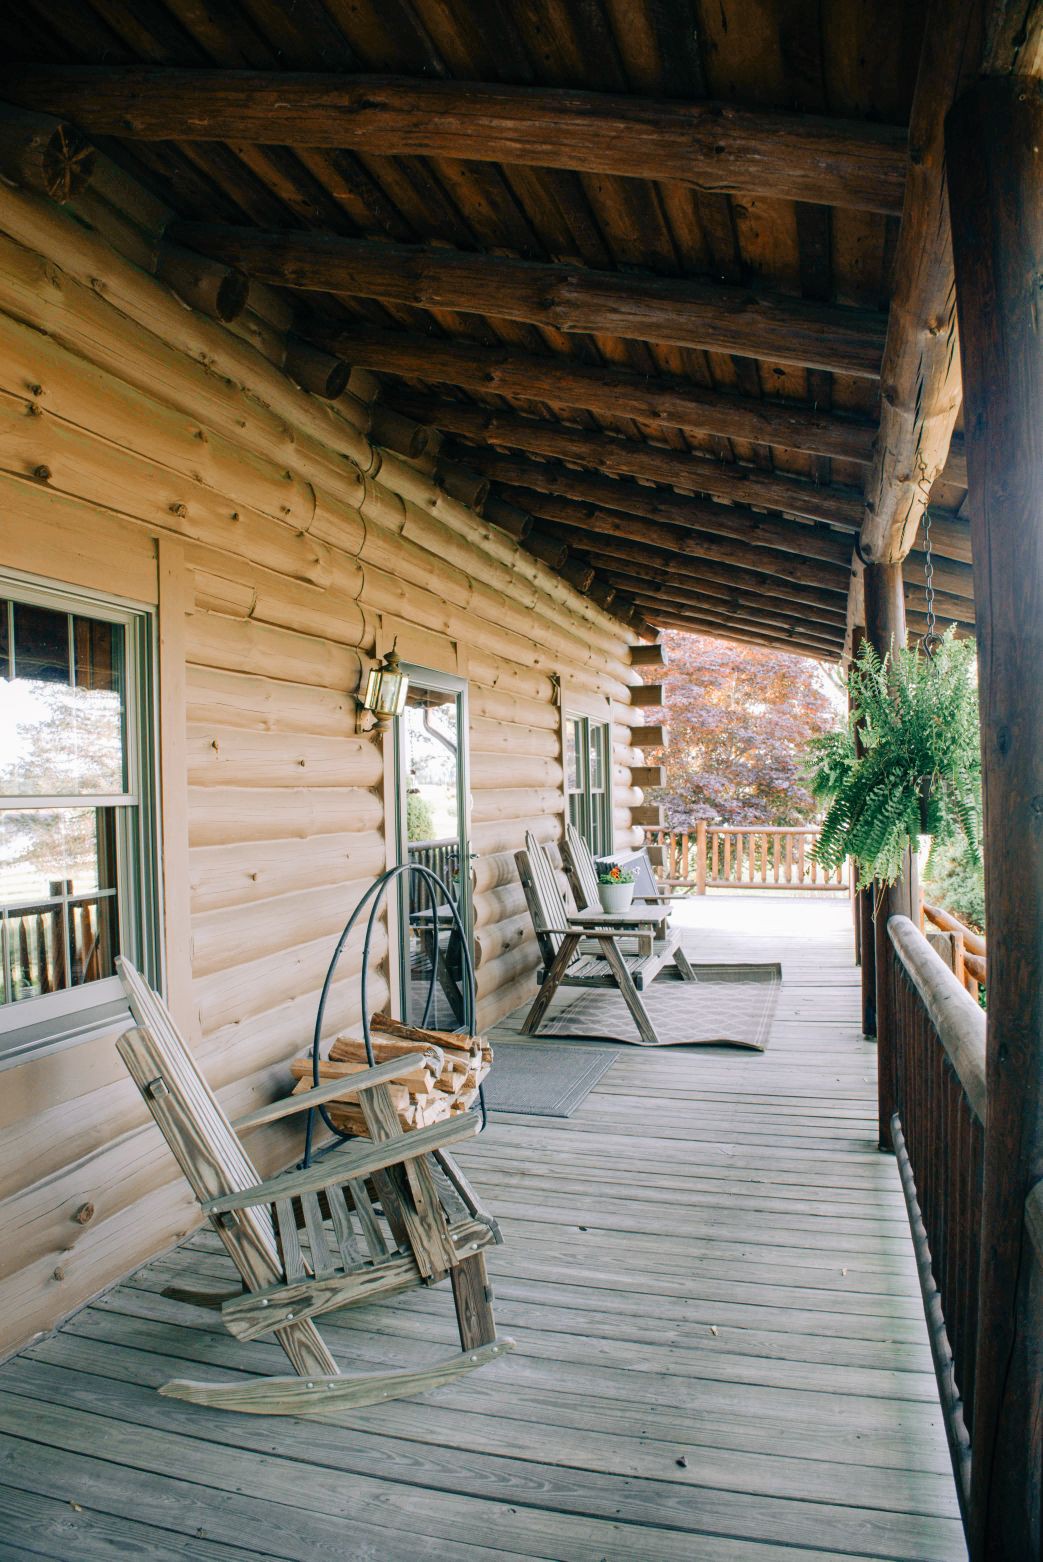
0;0;995;661
0;896;964;1558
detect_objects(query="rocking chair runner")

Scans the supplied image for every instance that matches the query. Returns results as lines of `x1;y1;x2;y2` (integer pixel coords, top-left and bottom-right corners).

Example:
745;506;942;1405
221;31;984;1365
515;833;696;1047
116;958;512;1415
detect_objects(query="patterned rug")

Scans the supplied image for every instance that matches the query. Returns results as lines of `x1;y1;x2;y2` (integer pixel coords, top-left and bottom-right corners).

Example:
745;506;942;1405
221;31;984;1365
483;1042;620;1116
546;962;782;1050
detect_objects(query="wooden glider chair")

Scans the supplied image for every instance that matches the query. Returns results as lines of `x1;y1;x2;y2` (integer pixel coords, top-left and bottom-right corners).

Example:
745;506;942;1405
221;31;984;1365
515;832;695;1047
116;957;511;1415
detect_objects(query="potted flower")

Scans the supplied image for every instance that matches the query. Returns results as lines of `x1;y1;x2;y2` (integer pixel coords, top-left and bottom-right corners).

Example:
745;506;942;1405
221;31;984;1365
598;862;637;913
805;630;981;890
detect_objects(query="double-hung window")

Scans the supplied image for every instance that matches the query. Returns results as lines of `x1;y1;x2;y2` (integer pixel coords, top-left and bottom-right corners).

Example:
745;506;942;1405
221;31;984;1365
565;714;612;857
0;576;160;1064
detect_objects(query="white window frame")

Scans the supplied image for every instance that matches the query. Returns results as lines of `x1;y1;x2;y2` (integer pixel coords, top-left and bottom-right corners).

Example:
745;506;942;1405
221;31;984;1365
565;711;613;858
0;571;162;1067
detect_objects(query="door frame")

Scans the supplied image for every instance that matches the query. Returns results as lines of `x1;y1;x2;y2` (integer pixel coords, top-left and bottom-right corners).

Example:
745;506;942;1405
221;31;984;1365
391;661;473;1030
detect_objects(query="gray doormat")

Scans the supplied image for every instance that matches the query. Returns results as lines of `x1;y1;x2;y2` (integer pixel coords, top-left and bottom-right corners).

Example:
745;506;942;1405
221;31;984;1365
547;963;782;1051
484;1041;620;1117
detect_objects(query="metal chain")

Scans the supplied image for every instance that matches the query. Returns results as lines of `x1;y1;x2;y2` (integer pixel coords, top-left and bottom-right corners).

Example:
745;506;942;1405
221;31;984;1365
915;455;940;660
921;508;940;658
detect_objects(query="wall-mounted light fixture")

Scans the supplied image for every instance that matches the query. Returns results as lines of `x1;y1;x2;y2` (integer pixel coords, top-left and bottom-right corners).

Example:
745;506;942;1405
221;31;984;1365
357;642;409;734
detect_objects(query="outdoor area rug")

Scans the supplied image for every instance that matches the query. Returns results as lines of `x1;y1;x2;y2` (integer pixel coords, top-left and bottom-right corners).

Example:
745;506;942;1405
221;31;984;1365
547;962;782;1051
483;1041;620;1116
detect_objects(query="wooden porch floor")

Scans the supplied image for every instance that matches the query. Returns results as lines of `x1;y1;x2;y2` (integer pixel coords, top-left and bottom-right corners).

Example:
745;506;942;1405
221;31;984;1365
0;897;965;1561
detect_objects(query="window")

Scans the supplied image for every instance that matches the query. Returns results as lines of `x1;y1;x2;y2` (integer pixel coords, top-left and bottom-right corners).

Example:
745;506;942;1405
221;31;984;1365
0;577;159;1063
565;714;612;856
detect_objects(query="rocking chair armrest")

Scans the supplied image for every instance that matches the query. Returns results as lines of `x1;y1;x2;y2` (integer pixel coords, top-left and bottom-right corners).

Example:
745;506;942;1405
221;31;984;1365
204;1111;480;1215
233;1048;443;1132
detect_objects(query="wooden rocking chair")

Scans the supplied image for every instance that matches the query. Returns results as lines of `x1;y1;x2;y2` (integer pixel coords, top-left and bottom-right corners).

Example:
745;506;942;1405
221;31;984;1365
116;957;512;1415
515;833;695;1047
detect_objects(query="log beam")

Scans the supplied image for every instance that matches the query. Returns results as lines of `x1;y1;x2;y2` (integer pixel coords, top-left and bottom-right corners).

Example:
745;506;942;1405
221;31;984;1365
170;223;888;380
859;2;1035;563
948;73;1043;1562
0;67;909;214
395;401;866;527
471;452;974;564
496;479;853;568
328;326;879;463
643;608;842;661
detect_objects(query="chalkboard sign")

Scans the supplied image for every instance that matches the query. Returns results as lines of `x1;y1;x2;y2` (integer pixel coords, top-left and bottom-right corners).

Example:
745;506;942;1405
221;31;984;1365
595;848;660;903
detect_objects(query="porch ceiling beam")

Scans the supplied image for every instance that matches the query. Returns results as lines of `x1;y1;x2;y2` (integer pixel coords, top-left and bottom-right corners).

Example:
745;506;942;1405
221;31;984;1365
169;224;887;380
513;495;852;594
473;451;974;563
609;574;846;638
329;327;878;464
501;482;853;571
642;609;841;661
1;66;909;215
630;589;845;654
395;400;865;527
579;549;849;626
859;1;1033;562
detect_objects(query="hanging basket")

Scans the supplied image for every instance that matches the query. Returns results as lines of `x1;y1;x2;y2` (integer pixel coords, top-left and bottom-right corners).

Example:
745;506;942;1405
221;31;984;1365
302;862;485;1166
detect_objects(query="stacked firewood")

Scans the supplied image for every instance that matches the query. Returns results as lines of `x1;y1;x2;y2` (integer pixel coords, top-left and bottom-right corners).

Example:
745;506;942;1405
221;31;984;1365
289;1012;492;1135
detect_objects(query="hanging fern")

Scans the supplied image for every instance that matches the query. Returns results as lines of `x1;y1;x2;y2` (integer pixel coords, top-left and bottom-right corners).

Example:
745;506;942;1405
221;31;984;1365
804;631;981;891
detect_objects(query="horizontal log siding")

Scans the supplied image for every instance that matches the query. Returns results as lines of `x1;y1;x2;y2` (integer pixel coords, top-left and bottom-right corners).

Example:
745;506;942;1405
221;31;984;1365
0;165;637;1355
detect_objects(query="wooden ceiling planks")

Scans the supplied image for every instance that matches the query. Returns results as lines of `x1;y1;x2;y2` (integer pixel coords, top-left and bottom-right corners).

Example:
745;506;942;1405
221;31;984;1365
0;0;955;652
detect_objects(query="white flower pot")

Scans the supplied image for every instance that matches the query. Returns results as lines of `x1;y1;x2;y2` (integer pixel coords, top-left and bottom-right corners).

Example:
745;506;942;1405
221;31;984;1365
598;880;635;914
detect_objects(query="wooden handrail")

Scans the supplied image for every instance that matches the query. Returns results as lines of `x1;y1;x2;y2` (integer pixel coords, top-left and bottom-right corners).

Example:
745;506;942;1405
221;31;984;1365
923;900;986;958
888;915;986;1123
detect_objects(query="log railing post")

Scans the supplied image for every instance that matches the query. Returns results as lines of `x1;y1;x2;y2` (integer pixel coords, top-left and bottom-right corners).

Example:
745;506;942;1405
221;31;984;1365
947;75;1043;1562
695;821;707;895
864;562;913;1147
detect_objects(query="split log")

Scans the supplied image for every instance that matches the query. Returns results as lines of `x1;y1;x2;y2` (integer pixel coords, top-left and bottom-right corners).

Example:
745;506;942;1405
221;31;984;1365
0;105;96;203
169;223;888;380
5;68;908;212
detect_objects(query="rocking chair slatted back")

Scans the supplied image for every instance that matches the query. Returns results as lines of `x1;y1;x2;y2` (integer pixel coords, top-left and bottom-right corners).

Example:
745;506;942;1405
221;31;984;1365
564;821;602;909
117;958;280;1266
520;832;573;955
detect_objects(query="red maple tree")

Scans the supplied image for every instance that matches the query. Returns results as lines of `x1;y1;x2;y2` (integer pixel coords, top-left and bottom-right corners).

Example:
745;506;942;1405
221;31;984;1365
643;631;841;828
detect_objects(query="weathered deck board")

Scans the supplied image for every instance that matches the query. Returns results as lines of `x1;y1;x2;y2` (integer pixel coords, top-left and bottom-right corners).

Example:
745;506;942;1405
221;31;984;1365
0;897;964;1560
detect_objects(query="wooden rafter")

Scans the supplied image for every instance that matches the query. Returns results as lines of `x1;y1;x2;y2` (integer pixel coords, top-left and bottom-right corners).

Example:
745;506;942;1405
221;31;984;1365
170;223;888;379
397;401;865;527
474;453;974;563
330;327;878;463
0;66;909;213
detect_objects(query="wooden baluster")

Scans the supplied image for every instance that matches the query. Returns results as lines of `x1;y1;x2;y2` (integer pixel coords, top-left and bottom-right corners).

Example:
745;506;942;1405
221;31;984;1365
680;830;689;886
695;820;707;896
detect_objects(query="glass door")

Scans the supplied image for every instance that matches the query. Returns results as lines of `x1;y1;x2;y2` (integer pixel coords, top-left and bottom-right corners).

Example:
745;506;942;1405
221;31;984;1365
394;667;472;1031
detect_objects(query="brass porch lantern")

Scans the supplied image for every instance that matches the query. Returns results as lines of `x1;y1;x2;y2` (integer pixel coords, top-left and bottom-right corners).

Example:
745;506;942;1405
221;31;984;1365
358;642;409;734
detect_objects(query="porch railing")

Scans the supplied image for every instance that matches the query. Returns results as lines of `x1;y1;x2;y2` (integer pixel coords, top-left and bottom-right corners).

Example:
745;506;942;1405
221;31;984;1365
406;837;459;914
923;900;986;1001
645;823;848;893
885;914;987;1519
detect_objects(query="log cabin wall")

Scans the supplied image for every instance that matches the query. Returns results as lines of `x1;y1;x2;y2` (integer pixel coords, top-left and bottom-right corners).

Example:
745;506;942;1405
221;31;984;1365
0;157;640;1357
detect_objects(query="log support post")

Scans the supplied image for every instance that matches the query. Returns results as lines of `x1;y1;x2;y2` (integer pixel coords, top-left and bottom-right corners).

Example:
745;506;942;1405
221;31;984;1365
850;625;877;1035
947;75;1043;1562
864;563;916;1148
